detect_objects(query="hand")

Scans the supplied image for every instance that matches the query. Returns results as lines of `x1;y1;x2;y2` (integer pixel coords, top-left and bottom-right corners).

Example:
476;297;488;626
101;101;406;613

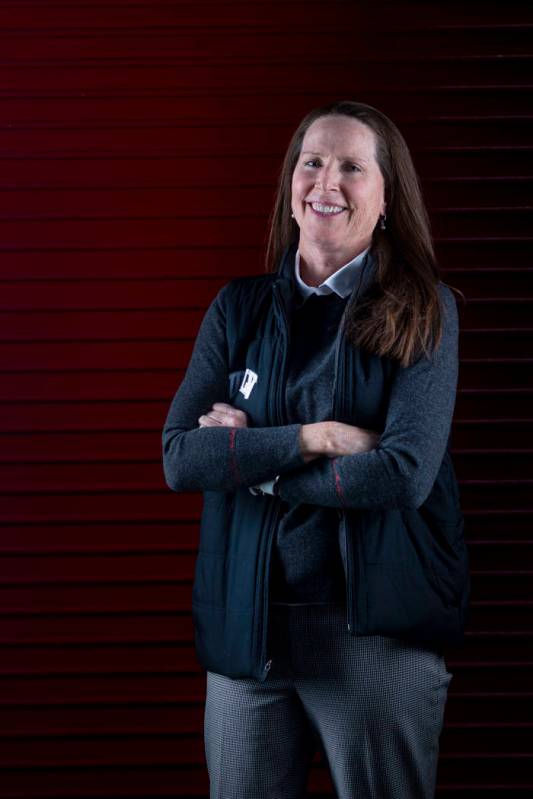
325;422;381;458
299;421;380;462
198;402;249;428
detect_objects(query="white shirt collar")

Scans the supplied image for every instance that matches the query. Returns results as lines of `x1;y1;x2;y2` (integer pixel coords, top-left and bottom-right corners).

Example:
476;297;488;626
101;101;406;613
294;246;371;301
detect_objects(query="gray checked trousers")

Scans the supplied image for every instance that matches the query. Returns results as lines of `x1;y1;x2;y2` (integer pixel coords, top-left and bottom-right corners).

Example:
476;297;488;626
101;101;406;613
203;602;453;798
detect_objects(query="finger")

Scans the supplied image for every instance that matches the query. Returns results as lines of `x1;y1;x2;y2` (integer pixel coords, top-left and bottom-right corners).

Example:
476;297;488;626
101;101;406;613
205;410;231;425
198;415;223;427
208;408;248;426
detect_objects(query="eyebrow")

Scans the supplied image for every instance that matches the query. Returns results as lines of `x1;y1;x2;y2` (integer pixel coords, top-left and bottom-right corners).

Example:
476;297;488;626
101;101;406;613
301;150;367;162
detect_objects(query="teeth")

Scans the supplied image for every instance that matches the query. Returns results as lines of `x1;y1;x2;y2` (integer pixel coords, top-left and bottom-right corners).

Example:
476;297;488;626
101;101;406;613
311;202;345;215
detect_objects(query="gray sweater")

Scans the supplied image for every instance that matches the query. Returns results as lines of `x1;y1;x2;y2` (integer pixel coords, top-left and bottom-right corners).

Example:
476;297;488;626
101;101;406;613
268;247;368;604
270;289;351;603
162;256;460;603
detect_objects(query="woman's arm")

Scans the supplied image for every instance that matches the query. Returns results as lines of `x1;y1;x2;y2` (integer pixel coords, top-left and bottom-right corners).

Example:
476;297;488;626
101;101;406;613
162;283;307;493
275;284;460;510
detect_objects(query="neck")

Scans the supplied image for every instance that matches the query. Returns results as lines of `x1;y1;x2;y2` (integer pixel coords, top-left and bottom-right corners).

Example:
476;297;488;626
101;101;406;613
298;238;370;287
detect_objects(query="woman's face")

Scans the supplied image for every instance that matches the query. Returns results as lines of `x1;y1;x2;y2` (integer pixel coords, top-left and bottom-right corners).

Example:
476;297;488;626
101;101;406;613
291;115;386;257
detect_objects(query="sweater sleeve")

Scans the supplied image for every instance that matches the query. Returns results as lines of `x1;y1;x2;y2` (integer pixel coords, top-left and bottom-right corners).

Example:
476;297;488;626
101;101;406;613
276;283;460;510
162;282;306;493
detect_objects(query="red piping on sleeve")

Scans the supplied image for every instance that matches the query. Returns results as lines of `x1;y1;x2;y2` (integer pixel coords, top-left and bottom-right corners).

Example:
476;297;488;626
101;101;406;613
229;428;242;485
332;458;347;508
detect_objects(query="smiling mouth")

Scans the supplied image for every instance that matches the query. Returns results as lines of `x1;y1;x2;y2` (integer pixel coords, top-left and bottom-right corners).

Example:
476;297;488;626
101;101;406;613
307;201;347;217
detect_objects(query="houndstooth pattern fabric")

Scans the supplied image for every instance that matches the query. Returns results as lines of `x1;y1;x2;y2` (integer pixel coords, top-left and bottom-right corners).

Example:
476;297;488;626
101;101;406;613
204;603;453;798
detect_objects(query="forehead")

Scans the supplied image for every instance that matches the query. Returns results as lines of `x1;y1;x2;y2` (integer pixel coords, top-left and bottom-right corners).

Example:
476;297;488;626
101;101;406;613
302;115;377;160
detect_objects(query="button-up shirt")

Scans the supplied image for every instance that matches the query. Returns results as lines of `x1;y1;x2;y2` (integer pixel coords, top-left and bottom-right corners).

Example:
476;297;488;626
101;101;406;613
294;245;371;300
251;245;371;495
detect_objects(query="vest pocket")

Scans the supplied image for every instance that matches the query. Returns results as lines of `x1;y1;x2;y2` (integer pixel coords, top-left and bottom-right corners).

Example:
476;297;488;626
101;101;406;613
192;551;226;609
364;562;462;645
198;490;235;554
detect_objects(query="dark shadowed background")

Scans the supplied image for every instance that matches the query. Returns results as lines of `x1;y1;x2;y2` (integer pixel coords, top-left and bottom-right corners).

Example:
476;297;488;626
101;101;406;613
1;1;532;796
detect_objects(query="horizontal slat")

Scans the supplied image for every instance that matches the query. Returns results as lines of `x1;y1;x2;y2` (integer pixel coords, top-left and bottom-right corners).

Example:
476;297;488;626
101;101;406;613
1;326;533;361
0;583;195;614
0;342;533;370
426;176;533;206
0;163;530;204
0;491;201;522
0;401;172;431
0;638;528;679
0;540;528;584
0;90;531;134
0;526;531;581
0;276;533;312
0;61;532;99
0;0;527;27
0;177;529;212
0;519;529;556
0;3;374;32
0;666;531;710
4;399;532;433
0;341;200;368
0;1;527;31
0;186;277;217
0;698;528;738
0;370;186;401
0;244;530;281
0;89;531;134
0;247;265;279
0;145;531;174
0;673;207;707
1;454;532;491
431;208;533;237
0;215;268;248
0;24;527;61
0;364;530;404
0;522;199;554
2;427;533;463
0;182;530;222
456;390;533;418
456;480;533;511
0;596;529;636
0;628;531;664
1;486;533;522
0;754;527;798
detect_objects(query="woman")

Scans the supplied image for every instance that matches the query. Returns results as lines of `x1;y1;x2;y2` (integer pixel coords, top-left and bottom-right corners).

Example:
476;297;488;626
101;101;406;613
162;100;470;799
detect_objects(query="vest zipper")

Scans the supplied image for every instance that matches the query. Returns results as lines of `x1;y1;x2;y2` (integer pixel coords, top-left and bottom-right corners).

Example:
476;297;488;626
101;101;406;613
260;500;281;679
333;313;356;635
337;510;354;633
259;282;290;678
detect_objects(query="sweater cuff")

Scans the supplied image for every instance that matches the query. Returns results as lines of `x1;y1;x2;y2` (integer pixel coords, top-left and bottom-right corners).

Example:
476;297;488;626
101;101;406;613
233;423;306;486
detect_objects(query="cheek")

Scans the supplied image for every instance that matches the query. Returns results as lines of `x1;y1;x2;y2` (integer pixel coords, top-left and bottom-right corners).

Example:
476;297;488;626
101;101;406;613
292;172;307;198
352;187;382;216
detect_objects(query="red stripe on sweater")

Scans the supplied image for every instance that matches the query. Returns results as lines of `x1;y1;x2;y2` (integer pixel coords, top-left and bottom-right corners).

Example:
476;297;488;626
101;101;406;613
229;428;241;485
332;458;346;508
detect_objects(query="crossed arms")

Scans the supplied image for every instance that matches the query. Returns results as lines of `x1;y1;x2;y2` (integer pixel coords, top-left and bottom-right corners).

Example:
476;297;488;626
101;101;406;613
162;282;459;510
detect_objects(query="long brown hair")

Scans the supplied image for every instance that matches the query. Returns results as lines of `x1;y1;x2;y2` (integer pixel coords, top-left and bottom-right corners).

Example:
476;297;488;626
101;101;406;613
264;100;465;367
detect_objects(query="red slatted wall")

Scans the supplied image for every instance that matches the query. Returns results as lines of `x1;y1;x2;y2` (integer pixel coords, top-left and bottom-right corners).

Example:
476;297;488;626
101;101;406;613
1;1;531;796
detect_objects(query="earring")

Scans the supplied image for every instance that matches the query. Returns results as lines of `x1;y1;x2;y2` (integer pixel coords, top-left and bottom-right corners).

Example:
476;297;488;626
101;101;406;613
380;213;386;230
291;213;295;219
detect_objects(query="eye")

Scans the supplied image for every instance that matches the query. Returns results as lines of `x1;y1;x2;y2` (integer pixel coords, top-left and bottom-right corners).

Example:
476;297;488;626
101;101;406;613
302;159;361;172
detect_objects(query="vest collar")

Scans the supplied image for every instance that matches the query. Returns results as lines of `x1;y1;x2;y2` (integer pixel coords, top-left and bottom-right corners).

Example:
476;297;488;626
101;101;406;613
274;239;377;314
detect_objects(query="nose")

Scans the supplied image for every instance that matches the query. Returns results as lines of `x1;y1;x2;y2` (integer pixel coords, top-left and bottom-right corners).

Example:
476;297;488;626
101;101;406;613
315;161;340;192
